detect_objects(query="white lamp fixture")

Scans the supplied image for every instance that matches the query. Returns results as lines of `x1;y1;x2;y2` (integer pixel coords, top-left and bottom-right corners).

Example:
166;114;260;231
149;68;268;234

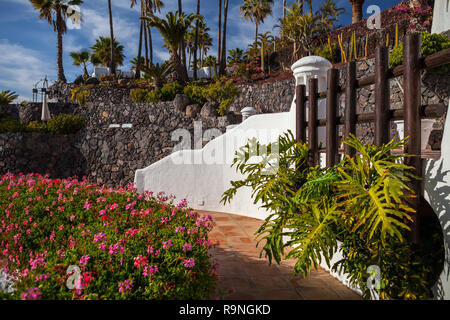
394;119;435;150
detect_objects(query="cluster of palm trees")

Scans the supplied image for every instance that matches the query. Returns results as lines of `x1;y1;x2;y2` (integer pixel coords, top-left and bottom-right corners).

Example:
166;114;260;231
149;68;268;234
29;0;357;84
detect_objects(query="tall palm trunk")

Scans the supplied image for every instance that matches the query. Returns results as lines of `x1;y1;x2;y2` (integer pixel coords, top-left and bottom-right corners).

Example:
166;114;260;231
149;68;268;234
107;0;116;75
193;0;200;80
178;0;187;70
56;9;66;83
171;51;188;84
283;0;286;18
307;0;312;14
217;0;222;69
148;26;153;65
220;0;229;75
144;20;149;66
254;21;259;51
136;20;144;78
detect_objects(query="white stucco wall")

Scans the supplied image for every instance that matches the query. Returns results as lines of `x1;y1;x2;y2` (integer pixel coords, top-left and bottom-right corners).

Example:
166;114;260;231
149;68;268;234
431;0;450;35
424;101;450;300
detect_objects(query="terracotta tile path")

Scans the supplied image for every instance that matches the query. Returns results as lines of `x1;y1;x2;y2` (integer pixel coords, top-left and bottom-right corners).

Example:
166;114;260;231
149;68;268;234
0;210;361;300
197;210;362;300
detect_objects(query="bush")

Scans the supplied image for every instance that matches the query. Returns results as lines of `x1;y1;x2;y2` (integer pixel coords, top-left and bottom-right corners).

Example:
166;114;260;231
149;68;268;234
130;88;150;103
71;86;91;106
0;117;22;133
313;43;339;64
159;82;184;101
390;32;450;74
183;84;207;105
26;121;48;133
46;114;85;135
222;132;444;300
0;174;218;300
204;81;241;116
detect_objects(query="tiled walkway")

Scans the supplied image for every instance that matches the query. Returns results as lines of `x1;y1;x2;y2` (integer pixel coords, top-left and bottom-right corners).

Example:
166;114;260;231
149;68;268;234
197;210;361;300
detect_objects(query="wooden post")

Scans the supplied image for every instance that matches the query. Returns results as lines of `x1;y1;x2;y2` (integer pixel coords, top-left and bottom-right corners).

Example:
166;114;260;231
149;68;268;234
404;33;422;244
344;61;357;157
326;69;339;168
375;46;390;146
296;84;306;143
308;78;318;167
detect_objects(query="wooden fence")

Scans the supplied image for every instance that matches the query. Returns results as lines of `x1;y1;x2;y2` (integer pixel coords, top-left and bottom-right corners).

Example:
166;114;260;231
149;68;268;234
295;33;450;243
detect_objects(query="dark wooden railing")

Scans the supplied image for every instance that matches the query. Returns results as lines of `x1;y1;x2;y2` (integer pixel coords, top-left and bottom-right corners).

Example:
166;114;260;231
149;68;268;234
295;34;450;244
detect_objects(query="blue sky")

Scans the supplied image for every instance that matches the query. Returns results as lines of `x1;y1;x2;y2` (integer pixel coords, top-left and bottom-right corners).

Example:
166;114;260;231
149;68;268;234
0;0;402;101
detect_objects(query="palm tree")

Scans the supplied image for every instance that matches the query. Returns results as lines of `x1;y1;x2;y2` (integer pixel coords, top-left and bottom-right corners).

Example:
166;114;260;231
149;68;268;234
143;11;197;84
349;0;364;24
90;37;125;70
257;31;274;72
70;50;90;77
217;0;222;69
30;0;83;83
131;0;164;77
140;61;175;89
130;56;146;71
220;0;229;74
227;48;246;65
193;0;201;80
107;0;116;75
203;55;216;78
240;0;274;50
0;90;18;106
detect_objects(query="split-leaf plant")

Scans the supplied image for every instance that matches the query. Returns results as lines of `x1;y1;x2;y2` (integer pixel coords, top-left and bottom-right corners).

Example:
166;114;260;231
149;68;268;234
221;131;444;299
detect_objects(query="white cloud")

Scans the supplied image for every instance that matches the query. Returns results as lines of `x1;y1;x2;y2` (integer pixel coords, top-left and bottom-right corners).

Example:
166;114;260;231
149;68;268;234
0;39;55;101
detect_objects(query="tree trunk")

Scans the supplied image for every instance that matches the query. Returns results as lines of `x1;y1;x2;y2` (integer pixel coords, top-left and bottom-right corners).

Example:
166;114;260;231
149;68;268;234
56;10;66;83
107;0;115;75
144;20;149;66
148;26;153;65
83;63;88;77
178;0;187;71
220;0;229;75
217;0;222;68
283;0;286;18
307;0;312;14
171;52;189;84
136;20;144;79
193;0;200;80
255;22;259;50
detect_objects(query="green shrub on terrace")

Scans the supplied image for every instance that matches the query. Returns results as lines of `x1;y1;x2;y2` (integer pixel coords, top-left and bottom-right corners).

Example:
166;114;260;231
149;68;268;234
390;32;450;74
159;82;184;101
184;80;241;116
130;88;149;103
183;83;207;105
26;121;48;133
71;86;91;106
313;43;339;64
0;117;23;133
46;114;85;135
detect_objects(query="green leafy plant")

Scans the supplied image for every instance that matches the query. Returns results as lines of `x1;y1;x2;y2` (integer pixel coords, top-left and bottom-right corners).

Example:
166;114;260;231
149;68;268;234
0;90;19;105
46;114;85;135
203;80;241;115
71;86;91;106
26;121;48;133
222;131;443;299
159;82;184;101
0;117;23;132
141;61;176;89
130;88;150;103
183;83;207;105
390;32;450;74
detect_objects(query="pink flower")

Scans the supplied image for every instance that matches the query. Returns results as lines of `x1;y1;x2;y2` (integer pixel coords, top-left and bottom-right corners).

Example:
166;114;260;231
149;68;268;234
133;255;149;268
143;265;158;276
182;243;192;251
118;279;133;293
79;255;90;267
93;232;107;242
84;200;92;211
182;258;195;268
162;240;173;250
21;287;41;300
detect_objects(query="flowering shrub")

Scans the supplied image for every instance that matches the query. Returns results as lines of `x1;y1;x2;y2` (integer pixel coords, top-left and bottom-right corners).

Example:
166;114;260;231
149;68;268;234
395;1;433;32
0;173;219;300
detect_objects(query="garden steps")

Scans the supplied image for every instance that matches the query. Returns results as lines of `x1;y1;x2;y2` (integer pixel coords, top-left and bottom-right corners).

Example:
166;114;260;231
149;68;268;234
197;210;362;300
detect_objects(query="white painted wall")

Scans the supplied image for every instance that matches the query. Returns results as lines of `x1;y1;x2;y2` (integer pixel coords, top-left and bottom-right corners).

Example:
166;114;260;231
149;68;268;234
424;100;450;300
134;56;331;220
431;0;450;35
